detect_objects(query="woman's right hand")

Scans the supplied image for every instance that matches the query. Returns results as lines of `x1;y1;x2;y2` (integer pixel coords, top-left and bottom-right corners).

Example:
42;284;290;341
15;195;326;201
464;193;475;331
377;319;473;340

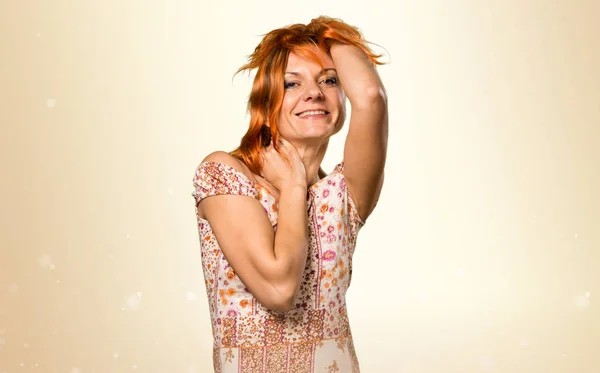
260;137;307;191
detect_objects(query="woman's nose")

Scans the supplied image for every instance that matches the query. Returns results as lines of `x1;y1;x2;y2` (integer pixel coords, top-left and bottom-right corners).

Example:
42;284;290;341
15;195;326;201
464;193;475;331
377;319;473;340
303;84;324;101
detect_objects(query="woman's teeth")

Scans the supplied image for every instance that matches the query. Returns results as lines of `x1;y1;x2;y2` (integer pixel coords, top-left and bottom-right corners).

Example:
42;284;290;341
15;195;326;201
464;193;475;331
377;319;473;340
298;110;327;117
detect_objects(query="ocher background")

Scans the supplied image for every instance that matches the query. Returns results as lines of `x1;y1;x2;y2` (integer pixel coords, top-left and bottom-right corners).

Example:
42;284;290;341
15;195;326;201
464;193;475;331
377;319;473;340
1;0;599;372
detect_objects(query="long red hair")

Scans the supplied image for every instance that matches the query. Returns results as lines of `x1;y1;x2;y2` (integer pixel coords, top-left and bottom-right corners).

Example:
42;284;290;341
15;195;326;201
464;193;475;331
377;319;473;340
230;16;384;175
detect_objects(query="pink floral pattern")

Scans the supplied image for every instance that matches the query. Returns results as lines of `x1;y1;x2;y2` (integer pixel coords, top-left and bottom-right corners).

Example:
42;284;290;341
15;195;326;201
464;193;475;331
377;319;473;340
193;161;364;373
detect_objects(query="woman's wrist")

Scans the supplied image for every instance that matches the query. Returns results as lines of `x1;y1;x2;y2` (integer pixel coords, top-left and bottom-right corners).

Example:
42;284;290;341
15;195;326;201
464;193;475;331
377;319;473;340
279;182;308;193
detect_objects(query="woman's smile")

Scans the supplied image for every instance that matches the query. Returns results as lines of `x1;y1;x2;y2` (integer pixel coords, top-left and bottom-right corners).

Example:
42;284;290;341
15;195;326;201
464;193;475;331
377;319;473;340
296;109;330;119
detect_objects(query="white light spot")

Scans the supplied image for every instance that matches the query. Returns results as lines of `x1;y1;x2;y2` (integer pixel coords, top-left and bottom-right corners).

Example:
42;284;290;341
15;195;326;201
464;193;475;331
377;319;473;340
39;255;52;268
454;267;465;277
167;187;174;195
573;233;579;239
24;343;30;348
36;33;41;37
125;233;131;239
113;353;119;359
186;292;197;301
585;291;591;298
127;294;140;309
8;284;19;295
20;362;24;367
71;368;81;373
519;337;530;348
418;292;429;303
561;353;568;358
35;363;39;367
49;264;56;270
574;295;590;310
132;364;137;370
121;307;125;311
136;291;142;298
47;99;56;108
56;280;60;284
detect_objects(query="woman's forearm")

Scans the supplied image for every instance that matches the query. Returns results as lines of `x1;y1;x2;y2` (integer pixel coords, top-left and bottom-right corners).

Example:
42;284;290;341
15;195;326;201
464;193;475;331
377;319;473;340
270;184;309;306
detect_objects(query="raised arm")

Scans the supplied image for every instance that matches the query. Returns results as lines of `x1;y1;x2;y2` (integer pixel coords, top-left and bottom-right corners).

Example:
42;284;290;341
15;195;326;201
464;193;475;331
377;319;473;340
330;43;388;221
197;141;308;312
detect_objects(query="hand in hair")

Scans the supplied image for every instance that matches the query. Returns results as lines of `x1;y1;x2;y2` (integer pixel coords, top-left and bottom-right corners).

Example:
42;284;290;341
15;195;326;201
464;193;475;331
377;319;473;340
307;16;384;65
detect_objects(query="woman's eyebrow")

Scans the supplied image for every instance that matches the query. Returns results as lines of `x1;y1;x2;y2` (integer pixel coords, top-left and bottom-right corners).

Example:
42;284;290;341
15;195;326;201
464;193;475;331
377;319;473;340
284;68;338;76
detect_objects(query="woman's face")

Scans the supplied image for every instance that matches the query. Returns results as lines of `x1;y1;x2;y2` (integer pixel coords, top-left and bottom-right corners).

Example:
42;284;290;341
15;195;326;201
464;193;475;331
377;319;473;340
276;48;346;144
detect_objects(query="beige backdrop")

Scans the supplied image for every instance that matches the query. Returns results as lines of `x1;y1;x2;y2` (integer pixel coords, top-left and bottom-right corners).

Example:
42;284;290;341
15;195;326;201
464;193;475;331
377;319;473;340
1;0;599;372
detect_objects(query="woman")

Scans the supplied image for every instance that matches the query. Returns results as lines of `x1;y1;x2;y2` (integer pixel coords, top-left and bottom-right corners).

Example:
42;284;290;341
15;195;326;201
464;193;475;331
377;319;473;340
192;16;388;373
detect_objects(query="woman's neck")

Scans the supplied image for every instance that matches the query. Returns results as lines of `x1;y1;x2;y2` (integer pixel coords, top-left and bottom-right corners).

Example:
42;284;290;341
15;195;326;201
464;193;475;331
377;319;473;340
292;140;329;187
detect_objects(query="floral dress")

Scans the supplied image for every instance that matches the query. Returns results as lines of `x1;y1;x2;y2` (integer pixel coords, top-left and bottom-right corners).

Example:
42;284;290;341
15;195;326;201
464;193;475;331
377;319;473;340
192;160;365;373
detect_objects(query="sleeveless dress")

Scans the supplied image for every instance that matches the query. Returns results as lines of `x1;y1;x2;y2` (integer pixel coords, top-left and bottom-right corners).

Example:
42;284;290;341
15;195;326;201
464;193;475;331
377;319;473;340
192;161;364;373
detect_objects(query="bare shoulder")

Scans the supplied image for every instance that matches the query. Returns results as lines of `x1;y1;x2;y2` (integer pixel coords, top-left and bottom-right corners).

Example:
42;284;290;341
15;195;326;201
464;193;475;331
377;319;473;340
201;151;257;182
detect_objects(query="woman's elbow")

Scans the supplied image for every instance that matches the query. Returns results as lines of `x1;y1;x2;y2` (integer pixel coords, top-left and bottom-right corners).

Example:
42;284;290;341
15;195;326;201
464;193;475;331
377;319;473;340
260;296;295;313
352;85;387;111
259;284;298;312
266;299;295;313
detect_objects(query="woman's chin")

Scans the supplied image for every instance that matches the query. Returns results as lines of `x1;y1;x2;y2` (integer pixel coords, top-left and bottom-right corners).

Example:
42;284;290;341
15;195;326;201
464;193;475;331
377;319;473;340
289;130;336;144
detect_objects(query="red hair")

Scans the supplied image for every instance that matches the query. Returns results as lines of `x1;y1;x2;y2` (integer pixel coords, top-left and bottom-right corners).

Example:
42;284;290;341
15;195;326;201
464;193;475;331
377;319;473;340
230;16;384;175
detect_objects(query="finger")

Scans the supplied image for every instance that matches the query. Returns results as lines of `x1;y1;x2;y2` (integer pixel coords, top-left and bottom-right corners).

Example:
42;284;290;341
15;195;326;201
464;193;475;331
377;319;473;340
267;145;280;157
279;139;300;158
263;145;281;163
277;136;289;147
260;146;273;165
276;137;294;154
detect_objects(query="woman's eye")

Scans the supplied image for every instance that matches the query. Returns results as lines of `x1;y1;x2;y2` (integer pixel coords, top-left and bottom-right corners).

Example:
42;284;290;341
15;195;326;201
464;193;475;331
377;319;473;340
322;77;338;86
284;82;298;89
